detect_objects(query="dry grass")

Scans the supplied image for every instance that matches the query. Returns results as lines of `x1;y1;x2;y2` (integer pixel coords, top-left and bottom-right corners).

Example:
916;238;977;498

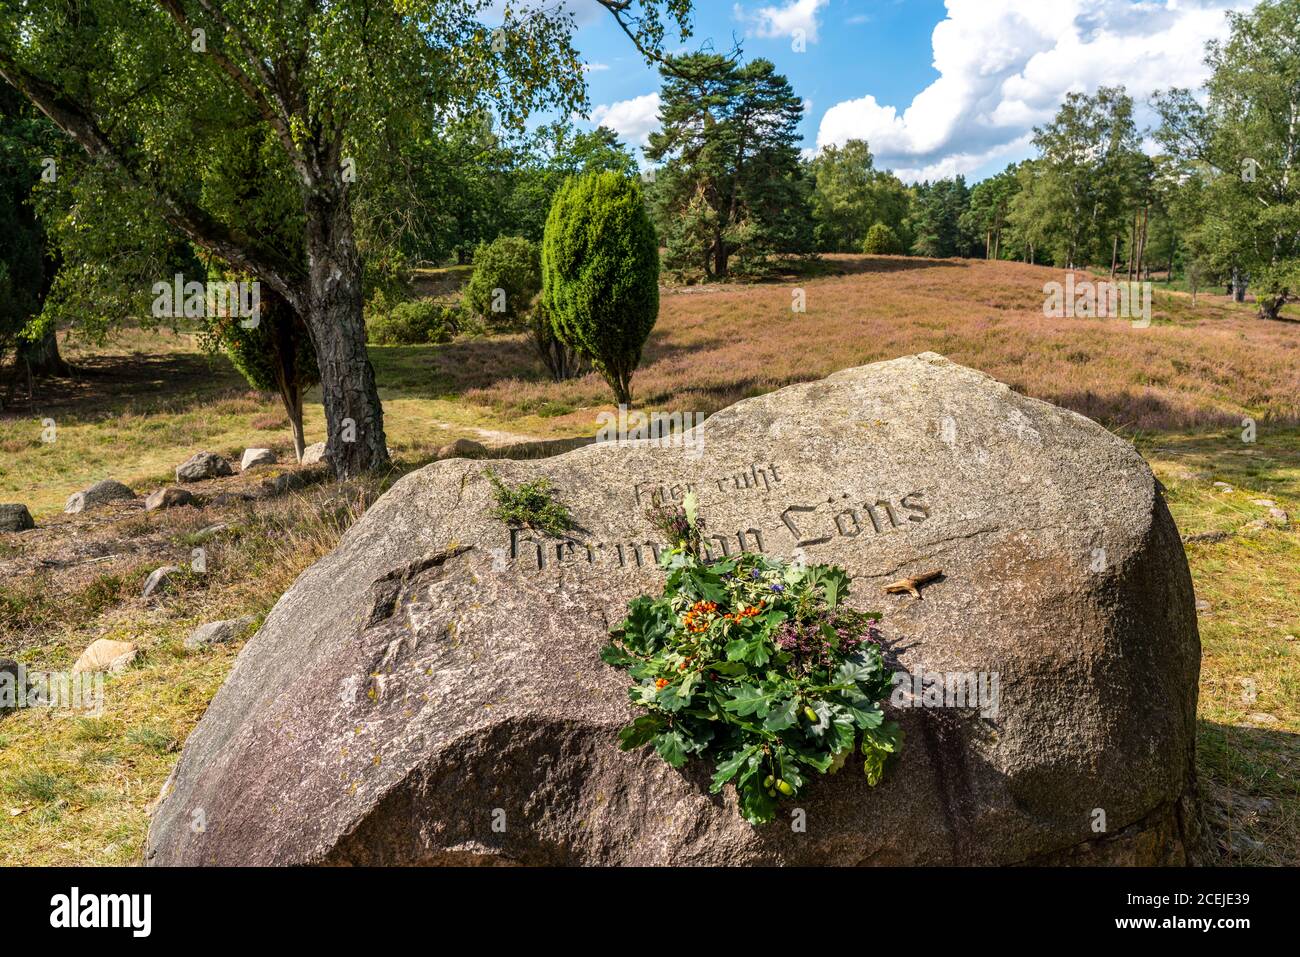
0;477;387;865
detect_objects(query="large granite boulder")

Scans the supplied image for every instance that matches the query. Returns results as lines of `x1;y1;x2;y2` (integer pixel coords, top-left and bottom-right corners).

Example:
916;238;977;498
147;354;1203;866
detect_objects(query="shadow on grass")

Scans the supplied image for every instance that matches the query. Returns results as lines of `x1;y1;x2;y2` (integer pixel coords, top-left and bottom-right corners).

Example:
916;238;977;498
1136;425;1300;499
0;351;245;422
1197;719;1300;865
370;326;738;401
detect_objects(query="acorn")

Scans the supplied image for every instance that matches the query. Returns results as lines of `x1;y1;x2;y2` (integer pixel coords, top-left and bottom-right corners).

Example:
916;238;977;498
763;775;775;788
803;705;818;722
776;779;794;796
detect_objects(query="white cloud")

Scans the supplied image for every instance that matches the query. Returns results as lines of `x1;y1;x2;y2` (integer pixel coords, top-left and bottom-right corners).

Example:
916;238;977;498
583;62;611;73
815;0;1261;182
589;92;663;147
735;0;830;43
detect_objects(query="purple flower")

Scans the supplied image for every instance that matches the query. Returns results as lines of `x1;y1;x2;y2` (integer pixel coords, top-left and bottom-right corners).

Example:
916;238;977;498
770;583;785;593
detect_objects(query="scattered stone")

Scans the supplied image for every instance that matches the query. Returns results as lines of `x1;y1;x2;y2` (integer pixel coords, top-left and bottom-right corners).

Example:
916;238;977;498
1183;530;1233;544
437;438;489;460
1195;598;1211;613
209;492;254;508
301;442;327;466
184;616;258;651
1213;482;1234;492
241;448;277;470
1284;635;1296;643
71;639;137;675
145;487;196;511
1267;507;1289;526
65;479;136;514
0;658;28;711
194;523;229;541
142;565;184;599
260;469;326;497
0;504;35;532
148;353;1205;867
1246;713;1279;726
176;451;234;483
1250;498;1278;507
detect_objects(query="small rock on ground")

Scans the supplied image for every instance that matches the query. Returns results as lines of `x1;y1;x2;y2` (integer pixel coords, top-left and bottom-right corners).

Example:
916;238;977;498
71;639;138;675
184;616;258;651
142;565;184;599
437;438;489;460
65;479;136;514
301;442;327;465
145;487;196;511
1246;713;1279;726
241;448;277;470
176;451;234;483
0;504;35;532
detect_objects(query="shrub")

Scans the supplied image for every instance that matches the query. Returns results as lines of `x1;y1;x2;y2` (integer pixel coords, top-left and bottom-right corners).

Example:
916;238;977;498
862;222;903;255
465;236;541;328
530;297;586;382
541;172;659;405
485;468;573;536
366;297;463;345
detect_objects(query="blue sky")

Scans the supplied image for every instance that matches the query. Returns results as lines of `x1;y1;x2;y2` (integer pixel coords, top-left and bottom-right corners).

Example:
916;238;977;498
555;0;1261;183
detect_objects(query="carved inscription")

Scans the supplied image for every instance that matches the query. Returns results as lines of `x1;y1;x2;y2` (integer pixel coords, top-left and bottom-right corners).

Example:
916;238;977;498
632;462;782;508
505;489;933;572
781;491;929;548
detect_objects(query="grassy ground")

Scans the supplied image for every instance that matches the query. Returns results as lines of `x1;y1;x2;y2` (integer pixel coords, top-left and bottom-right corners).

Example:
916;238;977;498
0;254;1296;864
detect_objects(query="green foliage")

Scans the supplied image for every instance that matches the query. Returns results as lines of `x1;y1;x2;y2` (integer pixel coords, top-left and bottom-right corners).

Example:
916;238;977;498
541;171;659;405
647;53;814;280
1012;87;1145;269
1155;0;1300;318
808;140;911;253
205;286;318;394
0;83;58;355
908;175;976;258
484;468;573;536
366;297;463;345
464;235;541;328
603;524;902;825
861;222;903;255
959;165;1022;260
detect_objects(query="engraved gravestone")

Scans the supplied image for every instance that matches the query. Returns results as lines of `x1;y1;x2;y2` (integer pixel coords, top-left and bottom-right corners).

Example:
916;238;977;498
147;353;1204;865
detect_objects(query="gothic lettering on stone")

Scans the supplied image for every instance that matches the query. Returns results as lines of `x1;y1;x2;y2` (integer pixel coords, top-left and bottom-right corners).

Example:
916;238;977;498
632;462;782;508
505;489;933;572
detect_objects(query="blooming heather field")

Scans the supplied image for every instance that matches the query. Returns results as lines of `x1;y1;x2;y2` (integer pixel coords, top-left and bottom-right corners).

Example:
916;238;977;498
451;255;1300;435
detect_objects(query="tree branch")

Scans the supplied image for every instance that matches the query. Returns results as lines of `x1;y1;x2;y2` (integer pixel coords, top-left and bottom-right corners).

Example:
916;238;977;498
0;55;304;309
154;0;313;183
